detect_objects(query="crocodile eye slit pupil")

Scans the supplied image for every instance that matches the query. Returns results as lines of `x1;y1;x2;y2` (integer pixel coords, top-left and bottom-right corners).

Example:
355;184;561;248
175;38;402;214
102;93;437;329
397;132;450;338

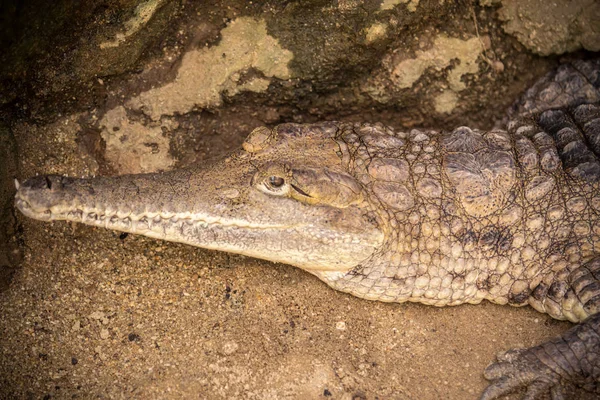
269;176;285;188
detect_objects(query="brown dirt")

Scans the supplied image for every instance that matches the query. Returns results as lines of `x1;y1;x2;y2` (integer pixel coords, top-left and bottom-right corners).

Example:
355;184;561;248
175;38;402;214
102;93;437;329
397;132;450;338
0;216;590;400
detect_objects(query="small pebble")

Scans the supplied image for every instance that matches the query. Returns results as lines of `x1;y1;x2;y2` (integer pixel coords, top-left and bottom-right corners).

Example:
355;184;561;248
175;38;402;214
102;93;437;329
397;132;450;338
89;311;105;320
222;341;239;355
128;333;141;342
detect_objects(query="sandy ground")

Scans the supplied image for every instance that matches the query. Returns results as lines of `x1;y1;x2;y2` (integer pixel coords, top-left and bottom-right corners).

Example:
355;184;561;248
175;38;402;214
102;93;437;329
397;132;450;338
0;211;595;399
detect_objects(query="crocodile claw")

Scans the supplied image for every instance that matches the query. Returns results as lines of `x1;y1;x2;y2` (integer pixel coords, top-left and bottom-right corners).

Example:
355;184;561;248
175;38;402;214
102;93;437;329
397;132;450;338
481;313;600;399
481;348;567;400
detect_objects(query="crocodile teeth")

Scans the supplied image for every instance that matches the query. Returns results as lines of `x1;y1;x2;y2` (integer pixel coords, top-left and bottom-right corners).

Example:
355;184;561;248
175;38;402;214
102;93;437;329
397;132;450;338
120;217;131;229
138;217;150;231
68;210;83;220
86;212;97;221
57;207;280;233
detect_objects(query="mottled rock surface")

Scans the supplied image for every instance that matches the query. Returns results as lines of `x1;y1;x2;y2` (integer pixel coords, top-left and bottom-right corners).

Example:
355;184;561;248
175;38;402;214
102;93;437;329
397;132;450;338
483;0;600;56
0;123;20;292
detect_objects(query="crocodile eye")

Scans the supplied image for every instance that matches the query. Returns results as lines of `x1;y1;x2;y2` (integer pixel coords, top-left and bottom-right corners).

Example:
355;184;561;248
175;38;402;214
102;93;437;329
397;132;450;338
268;176;285;188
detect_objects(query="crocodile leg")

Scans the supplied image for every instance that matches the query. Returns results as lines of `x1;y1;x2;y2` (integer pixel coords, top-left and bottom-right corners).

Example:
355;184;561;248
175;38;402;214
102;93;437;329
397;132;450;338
481;257;600;400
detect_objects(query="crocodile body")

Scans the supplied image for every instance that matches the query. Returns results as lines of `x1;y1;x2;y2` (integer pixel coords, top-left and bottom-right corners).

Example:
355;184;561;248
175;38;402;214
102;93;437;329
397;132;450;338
15;60;600;398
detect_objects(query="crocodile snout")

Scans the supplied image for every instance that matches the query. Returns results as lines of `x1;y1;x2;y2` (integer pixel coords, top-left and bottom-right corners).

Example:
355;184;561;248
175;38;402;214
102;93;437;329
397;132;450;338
20;175;72;192
14;175;82;221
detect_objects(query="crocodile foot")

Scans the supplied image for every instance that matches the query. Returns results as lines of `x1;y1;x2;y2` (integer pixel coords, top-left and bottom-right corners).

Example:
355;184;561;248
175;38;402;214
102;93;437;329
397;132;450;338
481;313;600;400
481;347;570;400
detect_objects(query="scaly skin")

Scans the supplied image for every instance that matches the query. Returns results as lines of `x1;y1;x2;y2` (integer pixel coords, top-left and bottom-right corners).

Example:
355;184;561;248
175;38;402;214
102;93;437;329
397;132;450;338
14;60;600;398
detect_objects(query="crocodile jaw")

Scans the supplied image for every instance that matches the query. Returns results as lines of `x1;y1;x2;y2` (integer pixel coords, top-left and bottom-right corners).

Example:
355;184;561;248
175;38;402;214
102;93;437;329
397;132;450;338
14;169;384;273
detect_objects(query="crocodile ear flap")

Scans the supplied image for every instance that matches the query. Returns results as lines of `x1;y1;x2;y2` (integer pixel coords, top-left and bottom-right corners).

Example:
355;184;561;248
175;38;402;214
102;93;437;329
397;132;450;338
290;168;364;208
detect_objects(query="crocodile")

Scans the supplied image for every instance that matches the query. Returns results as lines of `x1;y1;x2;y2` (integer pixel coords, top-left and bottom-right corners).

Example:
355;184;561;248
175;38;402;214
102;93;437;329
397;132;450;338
14;59;600;399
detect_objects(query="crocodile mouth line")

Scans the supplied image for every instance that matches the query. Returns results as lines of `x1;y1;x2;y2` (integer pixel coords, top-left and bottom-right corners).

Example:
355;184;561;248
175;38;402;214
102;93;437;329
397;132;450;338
15;195;371;253
14;196;291;235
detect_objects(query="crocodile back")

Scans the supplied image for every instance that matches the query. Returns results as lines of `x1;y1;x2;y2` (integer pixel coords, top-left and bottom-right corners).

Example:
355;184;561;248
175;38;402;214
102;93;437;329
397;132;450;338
319;61;600;314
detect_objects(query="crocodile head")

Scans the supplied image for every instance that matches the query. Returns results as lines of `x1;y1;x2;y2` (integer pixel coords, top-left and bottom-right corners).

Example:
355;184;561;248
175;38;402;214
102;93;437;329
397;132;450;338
15;123;385;274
